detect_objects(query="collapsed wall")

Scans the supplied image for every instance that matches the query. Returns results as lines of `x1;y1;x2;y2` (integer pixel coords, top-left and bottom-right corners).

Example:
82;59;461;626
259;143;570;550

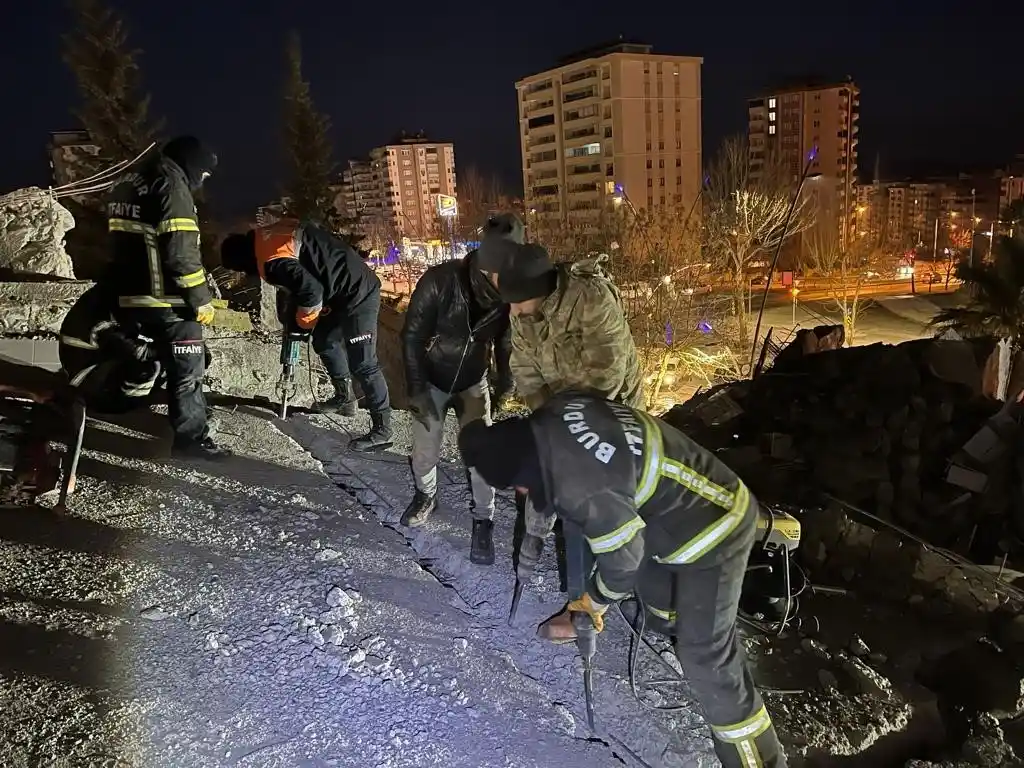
0;188;76;279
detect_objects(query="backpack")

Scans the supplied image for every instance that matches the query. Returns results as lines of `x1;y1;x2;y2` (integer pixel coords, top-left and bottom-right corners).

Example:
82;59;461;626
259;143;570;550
567;253;625;309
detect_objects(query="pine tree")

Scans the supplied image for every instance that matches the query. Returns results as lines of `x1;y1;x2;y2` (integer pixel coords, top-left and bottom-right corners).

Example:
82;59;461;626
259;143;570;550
282;31;356;239
62;0;163;175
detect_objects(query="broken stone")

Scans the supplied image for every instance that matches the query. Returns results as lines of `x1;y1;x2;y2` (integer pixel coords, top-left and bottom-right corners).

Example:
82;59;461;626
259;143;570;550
140;605;170;621
836;651;895;700
849;635;871;657
0;188;76;278
327;586;354;608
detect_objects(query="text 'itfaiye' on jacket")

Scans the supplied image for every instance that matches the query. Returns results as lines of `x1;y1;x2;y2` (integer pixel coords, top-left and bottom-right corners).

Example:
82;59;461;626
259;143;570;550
254;220;380;332
528;393;753;603
106;155;211;313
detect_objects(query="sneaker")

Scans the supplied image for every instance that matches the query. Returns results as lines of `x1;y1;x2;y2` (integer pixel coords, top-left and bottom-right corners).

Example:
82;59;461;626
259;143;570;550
470;519;495;565
349;409;394;452
172;436;231;460
401;490;437;527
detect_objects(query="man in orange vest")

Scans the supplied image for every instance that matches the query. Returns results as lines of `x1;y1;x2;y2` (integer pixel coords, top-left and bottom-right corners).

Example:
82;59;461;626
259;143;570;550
221;221;392;451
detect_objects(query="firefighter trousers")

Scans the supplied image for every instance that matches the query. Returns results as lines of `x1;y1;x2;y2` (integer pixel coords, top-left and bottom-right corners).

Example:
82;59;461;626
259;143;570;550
127;310;209;446
660;502;787;768
311;289;390;414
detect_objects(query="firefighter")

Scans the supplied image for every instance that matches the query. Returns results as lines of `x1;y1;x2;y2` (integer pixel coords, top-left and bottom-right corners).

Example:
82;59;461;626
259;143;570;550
59;283;162;415
458;392;787;768
106;135;224;458
494;239;644;642
219;220;392;452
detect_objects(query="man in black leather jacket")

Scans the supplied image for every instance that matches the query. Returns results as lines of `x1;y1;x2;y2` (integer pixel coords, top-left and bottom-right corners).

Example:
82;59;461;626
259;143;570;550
399;213;521;564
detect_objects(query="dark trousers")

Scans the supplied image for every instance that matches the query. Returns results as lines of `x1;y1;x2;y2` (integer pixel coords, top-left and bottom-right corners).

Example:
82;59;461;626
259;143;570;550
129;311;209;445
312;290;389;414
647;503;786;768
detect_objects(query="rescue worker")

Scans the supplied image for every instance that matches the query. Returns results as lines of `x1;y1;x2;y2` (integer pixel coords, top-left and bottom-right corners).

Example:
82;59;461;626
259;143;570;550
106;135;224;457
494;239;644;641
399;213;521;564
219;220;392;452
458;393;787;768
59;282;161;414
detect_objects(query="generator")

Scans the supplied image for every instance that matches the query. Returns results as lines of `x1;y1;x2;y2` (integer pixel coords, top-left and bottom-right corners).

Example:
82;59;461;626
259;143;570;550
740;504;805;630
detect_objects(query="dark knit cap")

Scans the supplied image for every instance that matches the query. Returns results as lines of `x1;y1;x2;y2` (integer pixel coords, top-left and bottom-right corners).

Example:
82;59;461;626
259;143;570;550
459;417;541;491
476;213;526;273
162;136;217;190
497;243;555;303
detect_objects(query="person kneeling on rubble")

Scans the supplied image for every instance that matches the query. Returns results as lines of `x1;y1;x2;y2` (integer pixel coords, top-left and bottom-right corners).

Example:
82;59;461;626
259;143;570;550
59;283;162;415
220;220;392;452
458;392;787;768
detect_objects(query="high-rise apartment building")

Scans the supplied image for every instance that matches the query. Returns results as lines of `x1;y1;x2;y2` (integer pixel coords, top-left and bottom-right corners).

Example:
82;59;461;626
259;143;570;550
748;80;860;246
515;41;703;221
338;132;457;240
48;130;101;187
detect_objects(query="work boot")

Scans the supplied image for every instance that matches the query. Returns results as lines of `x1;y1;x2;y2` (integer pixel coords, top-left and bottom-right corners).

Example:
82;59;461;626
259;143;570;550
401;490;436;527
172;435;231;460
515;533;544;580
537;605;577;645
317;378;358;417
470;519;495;565
349;409;394;452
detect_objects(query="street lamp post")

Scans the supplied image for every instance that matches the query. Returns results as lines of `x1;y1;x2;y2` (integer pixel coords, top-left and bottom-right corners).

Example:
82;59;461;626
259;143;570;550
970;187;977;267
790;286;800;326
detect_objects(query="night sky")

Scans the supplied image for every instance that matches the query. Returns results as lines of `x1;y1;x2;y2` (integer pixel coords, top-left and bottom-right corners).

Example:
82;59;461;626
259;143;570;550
4;1;1019;219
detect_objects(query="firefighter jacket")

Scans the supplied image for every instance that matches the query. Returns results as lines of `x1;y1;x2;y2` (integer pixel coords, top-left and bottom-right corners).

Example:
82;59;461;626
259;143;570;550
105;154;212;313
510;256;644;411
528;392;754;604
402;250;512;397
59;283;158;396
254;220;380;331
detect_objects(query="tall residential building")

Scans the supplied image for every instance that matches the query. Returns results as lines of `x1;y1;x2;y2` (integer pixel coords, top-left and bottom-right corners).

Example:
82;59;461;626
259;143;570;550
515;41;703;221
748;80;860;246
48;130;101;187
338;132;457;240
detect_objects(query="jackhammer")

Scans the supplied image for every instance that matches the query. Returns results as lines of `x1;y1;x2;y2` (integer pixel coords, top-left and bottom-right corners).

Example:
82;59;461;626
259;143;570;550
276;330;304;419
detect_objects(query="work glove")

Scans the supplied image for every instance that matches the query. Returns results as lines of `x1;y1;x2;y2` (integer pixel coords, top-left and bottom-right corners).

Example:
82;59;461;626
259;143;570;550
491;380;515;420
408;391;439;428
515;533;544;581
196;303;216;326
567;592;609;634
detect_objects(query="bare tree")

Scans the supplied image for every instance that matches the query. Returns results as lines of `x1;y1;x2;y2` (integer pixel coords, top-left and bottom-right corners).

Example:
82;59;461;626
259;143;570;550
456;167;505;240
704;135;816;345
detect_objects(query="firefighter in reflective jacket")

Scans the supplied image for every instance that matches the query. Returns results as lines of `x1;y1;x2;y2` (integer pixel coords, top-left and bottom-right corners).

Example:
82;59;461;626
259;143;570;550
459;392;787;768
59;283;161;414
220;220;392;452
105;136;224;458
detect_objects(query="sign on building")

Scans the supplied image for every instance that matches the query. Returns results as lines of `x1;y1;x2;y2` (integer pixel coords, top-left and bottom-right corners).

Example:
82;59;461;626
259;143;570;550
435;194;458;218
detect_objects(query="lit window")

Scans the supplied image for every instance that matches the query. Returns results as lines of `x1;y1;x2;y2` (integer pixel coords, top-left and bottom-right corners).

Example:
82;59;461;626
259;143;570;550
769;111;776;122
768;98;776;108
769;125;776;135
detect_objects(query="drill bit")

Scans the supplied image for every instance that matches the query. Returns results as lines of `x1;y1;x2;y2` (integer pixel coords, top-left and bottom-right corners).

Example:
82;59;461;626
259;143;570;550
508;579;524;626
574;611;598;731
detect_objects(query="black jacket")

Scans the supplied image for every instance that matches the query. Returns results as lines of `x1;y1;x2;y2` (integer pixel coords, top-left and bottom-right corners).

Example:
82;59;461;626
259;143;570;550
263;223;380;330
105;153;212;314
528;393;756;603
402;251;512;397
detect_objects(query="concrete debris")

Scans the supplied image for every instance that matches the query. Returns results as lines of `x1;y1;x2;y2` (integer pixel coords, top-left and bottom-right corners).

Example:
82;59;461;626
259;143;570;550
666;337;1021;561
920;639;1024;722
905;713;1020;768
0;188;76;279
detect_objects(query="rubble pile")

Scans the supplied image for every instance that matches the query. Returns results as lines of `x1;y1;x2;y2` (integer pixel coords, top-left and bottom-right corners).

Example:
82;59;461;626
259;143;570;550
0;188;76;279
666;334;1015;556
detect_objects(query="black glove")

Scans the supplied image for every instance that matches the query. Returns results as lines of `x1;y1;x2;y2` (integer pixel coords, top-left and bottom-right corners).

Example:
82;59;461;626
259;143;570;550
408;391;439;428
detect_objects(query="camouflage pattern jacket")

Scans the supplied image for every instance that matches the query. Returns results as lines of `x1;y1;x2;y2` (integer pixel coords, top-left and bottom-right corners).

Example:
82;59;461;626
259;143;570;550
510;256;644;411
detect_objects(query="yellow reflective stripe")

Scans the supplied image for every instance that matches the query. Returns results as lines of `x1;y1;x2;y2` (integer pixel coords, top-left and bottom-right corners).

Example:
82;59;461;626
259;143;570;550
634;411;663;506
594;572;631;602
109;218;155;234
61;335;97;350
144;232;164;296
69;364;98;387
174;269;207;288
646;604;676;622
157;217;200;234
585;516;645;554
736;740;763;768
656;484;750;565
712;705;773;743
661;458;736;507
121;381;156;397
118;295;186;308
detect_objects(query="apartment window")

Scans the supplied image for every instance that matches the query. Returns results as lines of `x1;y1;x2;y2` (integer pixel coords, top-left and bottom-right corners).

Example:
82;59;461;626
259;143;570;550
403;159;412;166
658;102;664;113
675;119;681;133
675;193;682;203
646;159;652;169
604;127;612;138
676;158;681;167
659;141;664;150
603;105;612;119
769;125;776;135
660;195;666;205
769;111;776;122
647;178;653;187
675;102;681;113
769;98;776;108
402;149;410;156
404;169;412;176
646;142;652;151
644;63;650;74
676;176;682;185
528;114;555;129
603;86;611;99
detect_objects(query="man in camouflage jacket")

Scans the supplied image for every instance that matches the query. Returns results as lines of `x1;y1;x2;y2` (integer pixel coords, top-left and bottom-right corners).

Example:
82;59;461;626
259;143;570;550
494;241;643;642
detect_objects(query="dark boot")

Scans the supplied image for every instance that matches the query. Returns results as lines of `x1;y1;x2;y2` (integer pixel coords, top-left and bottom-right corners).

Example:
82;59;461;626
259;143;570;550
172;435;231;460
317;378;358;417
349;409;394;452
401;490;437;527
470;519;495;565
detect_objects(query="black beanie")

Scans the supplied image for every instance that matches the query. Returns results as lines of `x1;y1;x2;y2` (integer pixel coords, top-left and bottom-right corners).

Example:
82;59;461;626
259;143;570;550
162;136;218;190
220;231;257;275
498;243;555;303
459;417;541;491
